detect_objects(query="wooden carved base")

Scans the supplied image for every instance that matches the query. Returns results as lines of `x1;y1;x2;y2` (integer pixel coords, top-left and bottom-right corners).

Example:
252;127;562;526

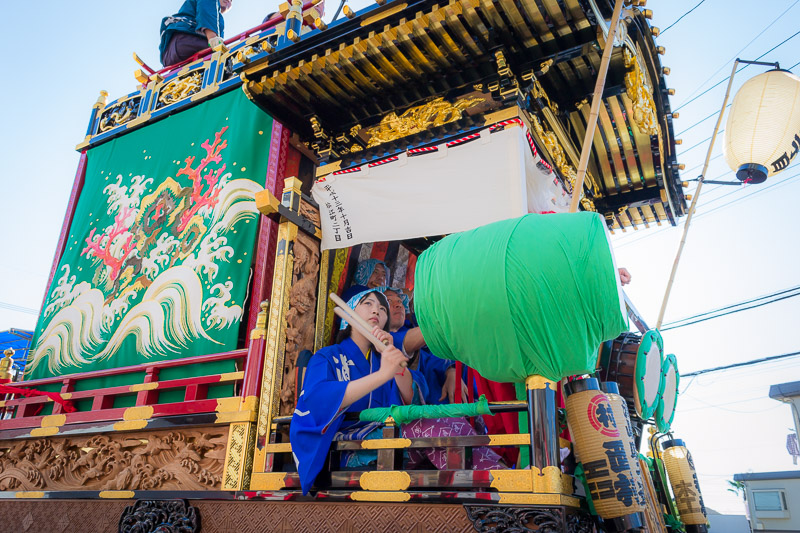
464;504;596;533
0;427;228;492
119;499;200;533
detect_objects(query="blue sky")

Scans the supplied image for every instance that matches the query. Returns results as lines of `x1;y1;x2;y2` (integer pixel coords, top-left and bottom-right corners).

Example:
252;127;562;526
1;0;799;514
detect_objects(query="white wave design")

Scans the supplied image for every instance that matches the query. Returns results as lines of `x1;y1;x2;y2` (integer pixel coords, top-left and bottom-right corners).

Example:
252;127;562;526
101;289;138;332
141;233;180;280
182;225;233;283
104;174;153;214
95;265;219;361
203;281;242;329
207;178;261;229
44;265;93;319
29;288;106;374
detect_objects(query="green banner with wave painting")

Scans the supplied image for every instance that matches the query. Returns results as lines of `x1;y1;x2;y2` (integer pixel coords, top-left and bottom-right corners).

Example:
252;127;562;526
27;89;272;380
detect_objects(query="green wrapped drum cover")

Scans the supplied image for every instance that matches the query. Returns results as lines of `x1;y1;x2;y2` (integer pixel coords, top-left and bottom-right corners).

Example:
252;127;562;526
415;213;626;382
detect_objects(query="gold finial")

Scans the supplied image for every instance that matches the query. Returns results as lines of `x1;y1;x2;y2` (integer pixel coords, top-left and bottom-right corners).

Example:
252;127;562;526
250;301;270;340
134;69;150;85
0;348;14;381
95;90;109;108
343;5;355;19
651;26;660;37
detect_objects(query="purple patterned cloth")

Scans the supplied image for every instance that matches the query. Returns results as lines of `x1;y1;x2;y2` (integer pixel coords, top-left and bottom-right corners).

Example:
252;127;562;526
403;417;505;470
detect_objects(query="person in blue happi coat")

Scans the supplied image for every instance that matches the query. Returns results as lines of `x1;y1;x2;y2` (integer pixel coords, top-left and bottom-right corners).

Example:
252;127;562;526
159;0;232;66
381;287;467;405
290;288;427;495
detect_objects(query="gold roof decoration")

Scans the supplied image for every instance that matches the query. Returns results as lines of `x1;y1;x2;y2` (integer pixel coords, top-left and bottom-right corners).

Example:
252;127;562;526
363;96;485;148
530;115;578;194
624;47;659;136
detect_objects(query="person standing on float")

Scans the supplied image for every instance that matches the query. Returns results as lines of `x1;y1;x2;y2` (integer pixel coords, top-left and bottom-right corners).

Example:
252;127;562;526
159;0;232;66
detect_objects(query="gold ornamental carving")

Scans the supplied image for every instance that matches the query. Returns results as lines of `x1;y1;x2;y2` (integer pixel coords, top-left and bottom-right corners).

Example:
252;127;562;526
280;230;321;415
624;48;659;136
530;115;578;193
0;428;228;492
158;71;204;107
363;96;484;148
98;97;141;133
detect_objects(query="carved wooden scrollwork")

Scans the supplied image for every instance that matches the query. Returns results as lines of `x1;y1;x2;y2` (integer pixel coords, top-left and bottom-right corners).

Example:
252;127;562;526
464;505;580;533
119;499;200;533
279;229;321;415
0;428;228;492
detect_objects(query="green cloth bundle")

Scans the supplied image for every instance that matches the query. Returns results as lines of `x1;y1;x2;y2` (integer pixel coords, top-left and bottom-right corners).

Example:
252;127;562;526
359;395;491;425
415;213;626;382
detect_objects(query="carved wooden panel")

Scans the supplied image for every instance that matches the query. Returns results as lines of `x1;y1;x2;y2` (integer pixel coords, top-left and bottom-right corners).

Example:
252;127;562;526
0;427;228;491
0;501;128;533
279;229;321;415
194;501;475;533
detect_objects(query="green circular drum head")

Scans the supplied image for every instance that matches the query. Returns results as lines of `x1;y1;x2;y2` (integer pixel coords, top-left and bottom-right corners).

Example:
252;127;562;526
656;354;680;433
633;329;665;420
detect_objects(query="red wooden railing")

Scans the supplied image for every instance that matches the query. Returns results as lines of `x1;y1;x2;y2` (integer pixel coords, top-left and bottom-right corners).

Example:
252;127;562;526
0;349;246;430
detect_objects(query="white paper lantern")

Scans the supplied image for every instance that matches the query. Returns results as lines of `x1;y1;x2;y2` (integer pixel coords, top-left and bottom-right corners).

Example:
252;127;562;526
723;69;800;183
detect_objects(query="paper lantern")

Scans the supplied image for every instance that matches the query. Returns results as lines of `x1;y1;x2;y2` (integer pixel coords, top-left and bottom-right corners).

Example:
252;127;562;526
662;439;708;532
565;378;645;530
723;69;800;183
600;382;648;508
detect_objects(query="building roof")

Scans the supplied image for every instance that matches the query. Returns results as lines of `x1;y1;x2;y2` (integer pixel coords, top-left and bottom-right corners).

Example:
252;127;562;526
734;471;800;481
769;381;800;401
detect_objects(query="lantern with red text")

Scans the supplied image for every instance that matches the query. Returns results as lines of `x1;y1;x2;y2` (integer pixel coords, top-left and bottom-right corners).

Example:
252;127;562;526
565;378;645;531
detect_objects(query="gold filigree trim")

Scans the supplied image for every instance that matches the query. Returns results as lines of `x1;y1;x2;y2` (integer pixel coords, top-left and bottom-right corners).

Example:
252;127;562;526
158;71;204;107
624;48;659;136
530;115;577;193
359;471;411;491
222;422;249;490
351;491;411;502
363;96;484;148
361;438;411;449
490;470;532;492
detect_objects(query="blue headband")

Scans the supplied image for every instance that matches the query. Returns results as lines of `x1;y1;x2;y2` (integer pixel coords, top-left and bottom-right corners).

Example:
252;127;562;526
338;288;390;330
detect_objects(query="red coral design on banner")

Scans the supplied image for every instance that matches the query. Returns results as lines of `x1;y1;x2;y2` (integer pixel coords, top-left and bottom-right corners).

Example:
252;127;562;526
176;126;228;232
81;206;136;281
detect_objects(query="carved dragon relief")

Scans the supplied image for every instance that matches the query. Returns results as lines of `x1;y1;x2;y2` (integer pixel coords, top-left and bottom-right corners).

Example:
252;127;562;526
363;96;486;148
279;229;321;416
0;429;228;492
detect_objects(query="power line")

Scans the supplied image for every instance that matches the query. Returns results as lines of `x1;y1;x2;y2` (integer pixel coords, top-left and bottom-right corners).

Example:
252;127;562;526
0;302;39;315
674;29;800;112
612;165;800;249
662;285;800;327
661;290;800;331
660;0;708;35
673;1;800;105
682;351;800;377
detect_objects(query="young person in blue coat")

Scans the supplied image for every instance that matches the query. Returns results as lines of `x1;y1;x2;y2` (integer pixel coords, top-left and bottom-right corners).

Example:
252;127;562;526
159;0;232;66
290;288;425;495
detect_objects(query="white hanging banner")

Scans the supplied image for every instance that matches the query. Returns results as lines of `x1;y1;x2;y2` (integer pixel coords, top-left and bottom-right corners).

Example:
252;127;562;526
312;124;569;250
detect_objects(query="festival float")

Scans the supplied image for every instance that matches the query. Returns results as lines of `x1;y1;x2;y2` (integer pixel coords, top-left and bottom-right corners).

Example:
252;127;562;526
0;0;712;531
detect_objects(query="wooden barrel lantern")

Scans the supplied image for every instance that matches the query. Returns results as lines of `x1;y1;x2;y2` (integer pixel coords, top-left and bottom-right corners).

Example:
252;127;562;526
565;378;645;531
